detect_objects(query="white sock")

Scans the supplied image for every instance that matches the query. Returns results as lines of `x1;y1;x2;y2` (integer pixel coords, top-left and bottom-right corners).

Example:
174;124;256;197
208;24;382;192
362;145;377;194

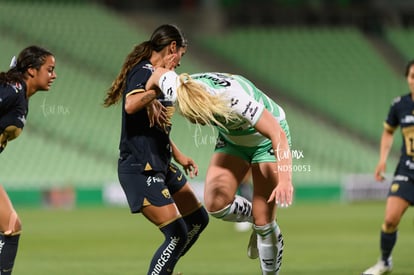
209;195;252;223
254;221;284;275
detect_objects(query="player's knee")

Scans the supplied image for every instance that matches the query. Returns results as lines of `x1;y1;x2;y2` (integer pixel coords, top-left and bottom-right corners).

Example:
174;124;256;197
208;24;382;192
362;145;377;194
204;192;233;213
382;221;398;233
160;218;188;247
2;211;22;236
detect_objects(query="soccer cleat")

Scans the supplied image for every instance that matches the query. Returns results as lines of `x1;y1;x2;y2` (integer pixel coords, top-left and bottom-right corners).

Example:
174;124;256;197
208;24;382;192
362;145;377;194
361;258;392;275
247;230;258;259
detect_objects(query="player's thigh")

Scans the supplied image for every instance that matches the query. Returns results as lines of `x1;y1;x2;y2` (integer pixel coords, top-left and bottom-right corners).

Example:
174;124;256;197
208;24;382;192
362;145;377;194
251;162;278;225
384;196;409;226
204;153;249;206
0;185;21;233
142;203;181;227
173;183;202;216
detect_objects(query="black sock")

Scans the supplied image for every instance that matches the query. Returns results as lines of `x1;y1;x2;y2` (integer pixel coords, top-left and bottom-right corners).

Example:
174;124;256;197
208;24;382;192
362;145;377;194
0;234;20;275
178;206;209;258
380;230;397;264
148;218;187;275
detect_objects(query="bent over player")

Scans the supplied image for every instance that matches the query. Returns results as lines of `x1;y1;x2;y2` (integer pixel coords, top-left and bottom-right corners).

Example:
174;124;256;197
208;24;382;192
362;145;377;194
147;68;293;275
0;45;56;274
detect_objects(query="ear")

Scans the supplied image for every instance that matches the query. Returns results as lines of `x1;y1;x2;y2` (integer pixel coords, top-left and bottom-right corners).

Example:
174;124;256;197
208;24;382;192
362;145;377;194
169;41;177;53
27;67;36;78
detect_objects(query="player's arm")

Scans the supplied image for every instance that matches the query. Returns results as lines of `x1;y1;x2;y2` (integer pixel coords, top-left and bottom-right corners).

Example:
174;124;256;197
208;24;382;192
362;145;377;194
253;109;293;206
375;125;395;181
145;68;175;98
124;89;159;115
170;140;198;178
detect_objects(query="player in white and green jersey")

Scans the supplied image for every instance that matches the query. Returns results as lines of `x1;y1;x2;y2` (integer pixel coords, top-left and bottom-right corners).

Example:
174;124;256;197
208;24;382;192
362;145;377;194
147;69;293;275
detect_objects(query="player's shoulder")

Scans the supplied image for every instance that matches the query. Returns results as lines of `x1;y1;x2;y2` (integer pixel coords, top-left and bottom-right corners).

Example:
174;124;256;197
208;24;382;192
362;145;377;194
0;82;25;99
130;60;154;74
390;93;411;106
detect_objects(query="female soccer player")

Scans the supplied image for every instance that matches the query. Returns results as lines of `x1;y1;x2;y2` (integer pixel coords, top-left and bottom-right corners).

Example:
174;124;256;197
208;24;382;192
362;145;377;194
103;24;208;275
362;60;414;275
0;45;57;275
146;68;293;275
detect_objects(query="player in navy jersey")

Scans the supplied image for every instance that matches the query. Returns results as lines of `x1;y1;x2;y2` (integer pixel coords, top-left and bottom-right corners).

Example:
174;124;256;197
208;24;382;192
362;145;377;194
0;45;56;275
146;68;293;275
362;60;414;275
103;24;208;275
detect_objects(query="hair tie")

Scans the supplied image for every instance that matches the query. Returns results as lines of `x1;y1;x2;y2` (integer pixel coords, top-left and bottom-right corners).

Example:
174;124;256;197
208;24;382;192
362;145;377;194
9;56;17;69
182;75;190;84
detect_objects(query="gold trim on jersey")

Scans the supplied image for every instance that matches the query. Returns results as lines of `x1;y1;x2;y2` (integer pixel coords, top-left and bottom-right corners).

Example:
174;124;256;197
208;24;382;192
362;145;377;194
126;88;145;98
383;122;396;133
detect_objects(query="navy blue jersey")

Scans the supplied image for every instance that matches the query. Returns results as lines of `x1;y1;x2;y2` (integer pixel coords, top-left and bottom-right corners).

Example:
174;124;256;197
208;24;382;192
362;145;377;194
0;82;28;133
118;60;173;173
385;93;414;177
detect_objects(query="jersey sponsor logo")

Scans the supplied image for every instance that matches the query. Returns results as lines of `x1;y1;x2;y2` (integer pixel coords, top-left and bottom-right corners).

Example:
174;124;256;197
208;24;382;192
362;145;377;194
166;87;174;97
146;176;164;186
394;174;409;181
160;75;167;91
143;63;154;72
193;73;231;87
241;101;259;121
401;115;414;124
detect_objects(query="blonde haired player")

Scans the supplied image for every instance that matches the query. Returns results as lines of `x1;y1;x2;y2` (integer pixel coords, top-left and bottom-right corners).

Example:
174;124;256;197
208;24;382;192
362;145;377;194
147;68;293;275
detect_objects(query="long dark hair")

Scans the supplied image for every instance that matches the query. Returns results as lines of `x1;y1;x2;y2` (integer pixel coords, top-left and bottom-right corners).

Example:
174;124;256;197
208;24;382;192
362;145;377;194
103;24;187;107
0;45;53;85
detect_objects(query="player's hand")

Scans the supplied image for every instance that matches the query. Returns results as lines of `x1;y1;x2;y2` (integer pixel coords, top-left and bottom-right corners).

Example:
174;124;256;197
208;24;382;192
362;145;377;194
163;53;179;70
175;156;198;179
374;162;386;181
147;100;168;129
267;181;294;208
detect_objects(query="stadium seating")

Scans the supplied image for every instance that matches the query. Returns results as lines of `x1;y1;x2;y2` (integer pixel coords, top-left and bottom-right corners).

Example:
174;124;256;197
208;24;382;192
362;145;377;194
196;27;405;142
384;26;414;62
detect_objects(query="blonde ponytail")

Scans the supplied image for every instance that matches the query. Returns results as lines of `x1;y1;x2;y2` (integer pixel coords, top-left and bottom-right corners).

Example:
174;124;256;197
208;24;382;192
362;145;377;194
175;73;240;129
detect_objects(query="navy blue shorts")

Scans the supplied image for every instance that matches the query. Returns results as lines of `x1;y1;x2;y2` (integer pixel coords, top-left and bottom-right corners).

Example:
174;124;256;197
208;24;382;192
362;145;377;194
388;174;414;205
118;155;187;213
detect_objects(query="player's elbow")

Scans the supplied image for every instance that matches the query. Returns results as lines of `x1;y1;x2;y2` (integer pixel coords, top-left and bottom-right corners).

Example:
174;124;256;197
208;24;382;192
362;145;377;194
124;99;142;115
124;103;135;115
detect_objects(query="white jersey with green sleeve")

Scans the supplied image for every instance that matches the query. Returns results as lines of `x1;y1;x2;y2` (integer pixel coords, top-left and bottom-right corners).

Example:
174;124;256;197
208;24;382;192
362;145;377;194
190;72;290;147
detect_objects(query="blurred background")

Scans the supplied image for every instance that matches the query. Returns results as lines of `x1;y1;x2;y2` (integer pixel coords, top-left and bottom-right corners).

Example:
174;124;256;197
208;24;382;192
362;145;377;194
1;0;412;207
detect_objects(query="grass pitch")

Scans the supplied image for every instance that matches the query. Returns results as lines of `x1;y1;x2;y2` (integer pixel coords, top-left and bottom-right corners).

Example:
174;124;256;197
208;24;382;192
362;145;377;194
12;201;414;274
